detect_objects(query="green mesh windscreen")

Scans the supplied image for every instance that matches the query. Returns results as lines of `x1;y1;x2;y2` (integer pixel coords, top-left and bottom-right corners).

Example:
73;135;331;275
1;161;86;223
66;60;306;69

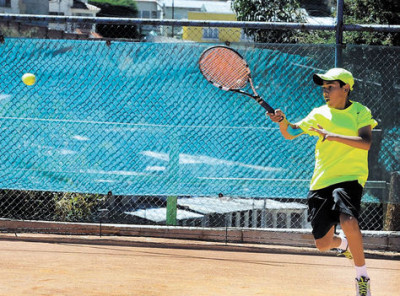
0;39;397;199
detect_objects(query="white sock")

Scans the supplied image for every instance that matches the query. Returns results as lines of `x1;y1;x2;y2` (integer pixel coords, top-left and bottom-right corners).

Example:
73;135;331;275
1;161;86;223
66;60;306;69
338;236;348;250
355;265;369;279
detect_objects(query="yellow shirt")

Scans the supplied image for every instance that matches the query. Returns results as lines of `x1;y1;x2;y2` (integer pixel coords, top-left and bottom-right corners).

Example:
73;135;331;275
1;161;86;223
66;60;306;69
297;101;378;190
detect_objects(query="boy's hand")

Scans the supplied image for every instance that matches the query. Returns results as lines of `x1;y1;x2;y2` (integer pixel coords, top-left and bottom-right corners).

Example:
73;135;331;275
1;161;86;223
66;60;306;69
266;109;285;123
309;124;332;141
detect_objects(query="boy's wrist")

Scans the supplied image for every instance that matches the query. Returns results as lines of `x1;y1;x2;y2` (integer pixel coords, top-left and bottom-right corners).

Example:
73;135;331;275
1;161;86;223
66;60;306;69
278;117;288;125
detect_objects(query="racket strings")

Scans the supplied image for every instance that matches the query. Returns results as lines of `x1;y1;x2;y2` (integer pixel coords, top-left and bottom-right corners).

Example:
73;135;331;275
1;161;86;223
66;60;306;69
199;48;250;90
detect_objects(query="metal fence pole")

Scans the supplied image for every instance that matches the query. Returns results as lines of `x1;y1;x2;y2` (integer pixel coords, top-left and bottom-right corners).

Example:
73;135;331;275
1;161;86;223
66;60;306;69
335;0;344;67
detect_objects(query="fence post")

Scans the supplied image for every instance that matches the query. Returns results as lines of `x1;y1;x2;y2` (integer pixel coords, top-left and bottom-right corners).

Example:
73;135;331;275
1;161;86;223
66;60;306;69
335;0;344;67
166;196;177;226
384;172;400;231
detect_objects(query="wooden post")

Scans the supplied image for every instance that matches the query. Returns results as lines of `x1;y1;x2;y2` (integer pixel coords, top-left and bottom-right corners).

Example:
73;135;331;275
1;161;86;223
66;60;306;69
384;172;400;231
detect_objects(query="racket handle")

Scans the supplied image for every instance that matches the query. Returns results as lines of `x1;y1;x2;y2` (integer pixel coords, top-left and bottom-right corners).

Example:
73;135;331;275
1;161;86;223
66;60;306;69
259;100;275;114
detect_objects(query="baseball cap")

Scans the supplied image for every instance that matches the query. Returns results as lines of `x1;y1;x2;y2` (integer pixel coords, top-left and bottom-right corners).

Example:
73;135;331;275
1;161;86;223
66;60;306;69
313;68;354;91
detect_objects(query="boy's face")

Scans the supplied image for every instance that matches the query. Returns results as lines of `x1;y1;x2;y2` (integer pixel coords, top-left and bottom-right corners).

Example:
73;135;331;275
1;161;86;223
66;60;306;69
321;80;350;109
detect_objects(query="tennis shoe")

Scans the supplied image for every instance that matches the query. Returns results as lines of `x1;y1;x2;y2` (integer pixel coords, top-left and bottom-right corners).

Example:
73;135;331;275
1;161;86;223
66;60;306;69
333;236;353;260
337;246;353;260
355;276;371;296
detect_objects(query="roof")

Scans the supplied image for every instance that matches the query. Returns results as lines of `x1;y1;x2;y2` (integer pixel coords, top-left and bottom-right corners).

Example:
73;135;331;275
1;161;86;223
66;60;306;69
71;0;86;9
86;3;101;12
125;208;204;223
72;0;100;12
124;197;307;223
178;197;307;214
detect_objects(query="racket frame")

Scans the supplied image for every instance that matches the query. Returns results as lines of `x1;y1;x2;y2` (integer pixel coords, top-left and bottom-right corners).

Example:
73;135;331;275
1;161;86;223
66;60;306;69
199;46;275;114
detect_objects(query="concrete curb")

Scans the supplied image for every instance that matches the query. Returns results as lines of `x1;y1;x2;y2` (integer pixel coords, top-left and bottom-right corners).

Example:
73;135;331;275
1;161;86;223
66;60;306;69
0;219;399;255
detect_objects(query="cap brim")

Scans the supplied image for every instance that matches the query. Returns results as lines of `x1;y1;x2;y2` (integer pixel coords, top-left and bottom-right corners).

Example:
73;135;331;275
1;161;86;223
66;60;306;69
313;69;354;90
313;74;325;86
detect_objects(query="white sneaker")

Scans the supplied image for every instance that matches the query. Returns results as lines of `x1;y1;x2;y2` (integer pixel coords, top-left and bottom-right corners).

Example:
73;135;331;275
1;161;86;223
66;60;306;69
356;276;371;296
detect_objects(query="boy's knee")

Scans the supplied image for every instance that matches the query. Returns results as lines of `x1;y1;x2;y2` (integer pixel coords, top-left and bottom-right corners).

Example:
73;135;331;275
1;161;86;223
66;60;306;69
340;214;360;235
315;237;332;252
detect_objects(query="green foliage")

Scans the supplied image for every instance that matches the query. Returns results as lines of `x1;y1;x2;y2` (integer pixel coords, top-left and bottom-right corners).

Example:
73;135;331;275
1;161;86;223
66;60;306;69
0;190;55;220
295;30;336;44
344;0;400;24
232;0;399;45
54;192;104;222
343;0;400;45
231;0;306;43
232;0;304;22
89;1;140;39
89;0;138;12
0;25;40;38
0;189;106;223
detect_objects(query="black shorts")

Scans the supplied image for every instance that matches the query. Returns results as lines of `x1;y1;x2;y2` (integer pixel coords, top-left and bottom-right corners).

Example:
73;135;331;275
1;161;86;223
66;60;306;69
307;180;363;240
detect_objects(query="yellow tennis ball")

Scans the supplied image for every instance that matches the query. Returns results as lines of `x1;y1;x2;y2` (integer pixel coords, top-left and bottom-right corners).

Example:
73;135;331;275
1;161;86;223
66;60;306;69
22;73;36;86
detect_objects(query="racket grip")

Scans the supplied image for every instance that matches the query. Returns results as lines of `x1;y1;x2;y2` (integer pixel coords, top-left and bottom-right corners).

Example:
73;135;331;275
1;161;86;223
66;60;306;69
260;101;275;114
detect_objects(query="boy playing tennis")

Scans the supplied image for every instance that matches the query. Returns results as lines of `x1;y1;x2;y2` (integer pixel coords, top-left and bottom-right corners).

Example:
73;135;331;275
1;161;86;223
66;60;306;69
267;68;377;296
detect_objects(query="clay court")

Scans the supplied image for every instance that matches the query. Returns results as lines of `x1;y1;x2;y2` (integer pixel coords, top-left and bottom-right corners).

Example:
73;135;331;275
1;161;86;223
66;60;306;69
0;234;399;296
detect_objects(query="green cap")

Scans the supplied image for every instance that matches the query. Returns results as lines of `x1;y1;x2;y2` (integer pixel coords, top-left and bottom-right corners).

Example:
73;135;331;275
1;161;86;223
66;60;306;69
313;68;354;91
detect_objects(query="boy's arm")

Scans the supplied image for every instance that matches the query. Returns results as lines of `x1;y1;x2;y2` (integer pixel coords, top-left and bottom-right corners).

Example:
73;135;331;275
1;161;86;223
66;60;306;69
266;109;304;140
309;125;372;150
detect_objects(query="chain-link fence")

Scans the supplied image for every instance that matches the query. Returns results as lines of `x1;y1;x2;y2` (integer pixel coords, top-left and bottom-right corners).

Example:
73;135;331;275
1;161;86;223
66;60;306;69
0;14;399;238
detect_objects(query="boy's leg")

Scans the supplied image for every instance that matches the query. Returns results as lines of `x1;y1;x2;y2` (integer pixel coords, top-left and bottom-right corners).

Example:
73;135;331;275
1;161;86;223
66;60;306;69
340;213;365;267
314;225;342;251
340;213;371;296
333;184;371;295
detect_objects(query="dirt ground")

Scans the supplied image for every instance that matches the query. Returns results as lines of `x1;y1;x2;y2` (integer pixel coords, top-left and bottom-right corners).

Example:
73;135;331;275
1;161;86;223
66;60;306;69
0;234;399;296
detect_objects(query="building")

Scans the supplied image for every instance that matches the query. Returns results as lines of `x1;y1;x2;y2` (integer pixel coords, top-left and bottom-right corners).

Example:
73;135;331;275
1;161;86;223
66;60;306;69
49;0;100;17
48;0;100;32
135;0;163;19
0;0;14;13
124;196;308;229
0;0;101;16
160;0;234;38
0;0;100;34
0;0;48;14
183;11;241;43
161;0;233;20
1;0;335;40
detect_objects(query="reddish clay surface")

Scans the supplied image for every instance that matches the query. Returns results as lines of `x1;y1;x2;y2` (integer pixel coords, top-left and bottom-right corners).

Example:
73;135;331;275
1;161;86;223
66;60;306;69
0;234;398;296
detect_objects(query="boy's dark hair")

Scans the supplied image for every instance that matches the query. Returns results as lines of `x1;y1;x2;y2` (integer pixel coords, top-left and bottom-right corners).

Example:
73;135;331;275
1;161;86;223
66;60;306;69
335;80;346;88
334;80;351;98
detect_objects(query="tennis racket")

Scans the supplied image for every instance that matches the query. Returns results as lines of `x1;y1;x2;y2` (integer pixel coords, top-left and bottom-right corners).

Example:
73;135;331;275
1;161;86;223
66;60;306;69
198;46;275;114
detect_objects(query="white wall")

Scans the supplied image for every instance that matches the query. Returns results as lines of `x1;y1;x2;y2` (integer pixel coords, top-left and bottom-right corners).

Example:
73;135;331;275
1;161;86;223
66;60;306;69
136;0;162;19
49;0;72;16
48;0;99;32
20;0;49;14
0;0;24;14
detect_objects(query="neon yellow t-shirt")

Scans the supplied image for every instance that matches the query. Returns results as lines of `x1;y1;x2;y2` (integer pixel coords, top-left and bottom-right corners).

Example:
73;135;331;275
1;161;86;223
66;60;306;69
297;101;378;190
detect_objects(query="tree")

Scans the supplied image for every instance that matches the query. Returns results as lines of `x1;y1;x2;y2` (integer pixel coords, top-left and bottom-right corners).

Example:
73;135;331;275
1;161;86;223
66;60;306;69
89;0;140;39
343;0;400;46
231;0;305;43
298;0;400;46
232;0;400;45
90;0;138;11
